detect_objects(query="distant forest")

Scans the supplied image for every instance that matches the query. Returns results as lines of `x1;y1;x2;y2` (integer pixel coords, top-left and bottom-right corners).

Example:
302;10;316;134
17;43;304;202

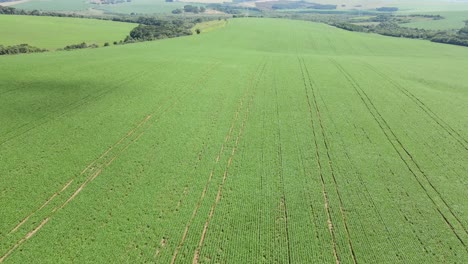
333;20;468;47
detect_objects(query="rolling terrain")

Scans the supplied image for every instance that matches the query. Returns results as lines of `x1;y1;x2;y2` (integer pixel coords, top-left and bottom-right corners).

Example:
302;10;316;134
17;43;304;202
0;15;135;50
9;0;188;14
0;18;467;263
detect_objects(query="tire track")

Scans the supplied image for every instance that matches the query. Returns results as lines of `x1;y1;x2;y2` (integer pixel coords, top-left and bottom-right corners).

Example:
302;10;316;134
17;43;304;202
362;62;468;151
153;101;219;259
273;72;292;264
9;179;73;234
0;218;50;263
319;75;405;261
313;71;404;261
0;113;152;263
339;141;405;262
300;57;357;264
257;81;267;262
153;79;227;260
0;87;23;96
6;112;154;238
5;62;219;236
170;61;266;264
191;61;266;264
331;59;468;249
294;128;323;259
124;70;226;260
0;68;152;147
0;58;181;146
0;62;220;263
298;57;340;264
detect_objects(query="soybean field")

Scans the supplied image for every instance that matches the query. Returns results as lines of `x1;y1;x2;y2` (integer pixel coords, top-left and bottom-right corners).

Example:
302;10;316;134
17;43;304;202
0;18;467;263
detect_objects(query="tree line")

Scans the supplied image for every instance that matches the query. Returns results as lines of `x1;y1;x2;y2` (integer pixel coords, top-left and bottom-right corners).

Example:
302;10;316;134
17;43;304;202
332;21;468;47
172;5;206;14
0;5;91;17
0;44;47;55
123;20;193;42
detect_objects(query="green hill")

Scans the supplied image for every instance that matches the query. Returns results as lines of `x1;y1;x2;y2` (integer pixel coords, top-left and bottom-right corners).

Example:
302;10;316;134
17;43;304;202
11;0;188;14
0;15;135;49
0;18;467;263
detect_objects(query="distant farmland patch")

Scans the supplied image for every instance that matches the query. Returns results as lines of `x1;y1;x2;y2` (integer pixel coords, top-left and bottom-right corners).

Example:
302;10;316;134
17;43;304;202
0;15;135;50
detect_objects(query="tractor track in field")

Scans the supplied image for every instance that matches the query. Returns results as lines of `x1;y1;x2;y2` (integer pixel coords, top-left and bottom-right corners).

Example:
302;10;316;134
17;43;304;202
331;59;468;250
6;62;219;235
294;128;322;252
298;57;340;264
0;63;220;263
0;114;153;263
0;87;23;96
314;77;404;261
191;61;266;264
300;57;357;264
341;146;405;262
273;72;292;264
120;62;224;259
294;129;320;235
153;78;228;260
362;62;468;151
170;61;266;264
0;218;49;263
9;179;73;234
321;110;405;261
0;58;182;146
4;112;152;240
0;68;153;147
6;112;152;235
0;90;109;146
257;81;268;262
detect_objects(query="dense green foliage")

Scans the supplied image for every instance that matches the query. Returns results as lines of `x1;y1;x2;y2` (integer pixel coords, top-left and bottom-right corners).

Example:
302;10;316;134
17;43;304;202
332;20;468;47
0;6;17;14
125;20;192;42
62;42;99;50
172;5;206;15
0;44;47;55
0;18;467;263
207;3;261;15
184;5;203;14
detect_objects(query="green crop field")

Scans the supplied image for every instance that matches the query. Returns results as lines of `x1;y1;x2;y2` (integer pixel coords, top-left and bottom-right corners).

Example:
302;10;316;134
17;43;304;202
92;0;185;14
0;18;467;263
0;15;135;50
11;0;188;14
192;19;227;34
311;0;468;12
10;0;90;12
403;11;468;30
